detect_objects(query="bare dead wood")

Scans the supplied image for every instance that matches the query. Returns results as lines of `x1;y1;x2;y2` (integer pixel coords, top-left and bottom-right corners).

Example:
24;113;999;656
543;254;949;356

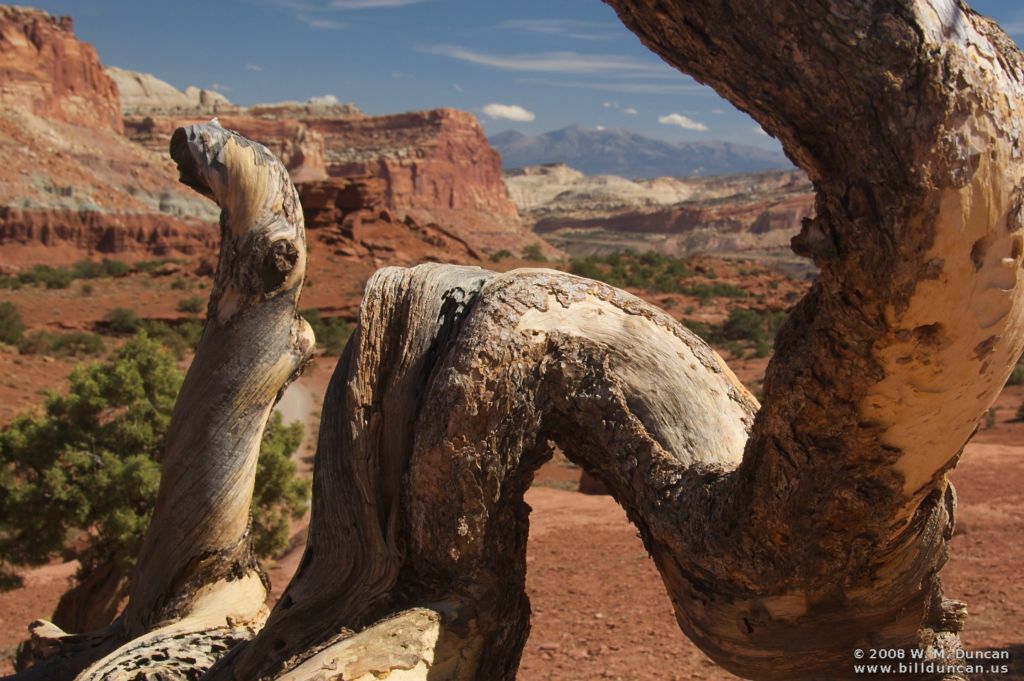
8;120;314;680
10;2;1024;679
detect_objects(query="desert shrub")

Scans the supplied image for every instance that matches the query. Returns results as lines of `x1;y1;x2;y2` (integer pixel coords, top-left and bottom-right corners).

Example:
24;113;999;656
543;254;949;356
302;309;353;355
177;296;205;314
522;244;546;262
20;265;73;289
0;302;25;345
1006;358;1024;386
72;259;131;280
79;283;94;297
721;307;787;344
18;331;105;358
103;307;142;335
489;249;513;263
170;277;189;290
135;259;184;274
251;412;310;557
140;319;204;359
569;252;699;293
0;333;309;591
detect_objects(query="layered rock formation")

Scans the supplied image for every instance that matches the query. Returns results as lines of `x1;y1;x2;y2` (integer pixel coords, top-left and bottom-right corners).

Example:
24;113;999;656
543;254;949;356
104;67;232;116
0;7;121;133
0;8;538;268
125;108;540;254
299;177;480;265
505;164;813;257
0;7;217;267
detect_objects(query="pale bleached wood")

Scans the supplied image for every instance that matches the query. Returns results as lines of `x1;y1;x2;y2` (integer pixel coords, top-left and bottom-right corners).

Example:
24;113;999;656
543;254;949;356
11;1;1024;679
9;120;314;680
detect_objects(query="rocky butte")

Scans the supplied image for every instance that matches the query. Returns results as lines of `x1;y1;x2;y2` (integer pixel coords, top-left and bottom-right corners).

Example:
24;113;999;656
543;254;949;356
111;66;540;256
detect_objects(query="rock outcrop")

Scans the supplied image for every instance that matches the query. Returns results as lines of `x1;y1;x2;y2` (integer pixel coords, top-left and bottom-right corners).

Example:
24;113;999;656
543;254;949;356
505;164;814;257
104;67;233;116
0;7;121;133
0;7;216;268
125;108;542;254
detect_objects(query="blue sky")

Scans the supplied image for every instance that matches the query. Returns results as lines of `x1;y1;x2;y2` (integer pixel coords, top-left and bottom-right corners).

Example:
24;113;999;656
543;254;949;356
30;0;1024;149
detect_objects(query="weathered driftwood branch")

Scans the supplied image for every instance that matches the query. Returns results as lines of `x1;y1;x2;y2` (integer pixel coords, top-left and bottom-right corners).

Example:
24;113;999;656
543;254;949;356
205;2;1024;680
10;1;1024;679
9;121;313;680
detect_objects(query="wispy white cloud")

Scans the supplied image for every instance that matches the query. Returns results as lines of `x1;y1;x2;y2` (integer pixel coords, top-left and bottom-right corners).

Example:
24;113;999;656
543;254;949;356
482;103;535;122
245;62;263;72
658;113;708;131
602;100;617;109
500;19;620;41
595;125;606;131
517;77;704;95
452;83;464;92
754;125;770;136
309;94;339;104
209;83;233;92
623;106;638;115
420;44;671;76
298;13;346;28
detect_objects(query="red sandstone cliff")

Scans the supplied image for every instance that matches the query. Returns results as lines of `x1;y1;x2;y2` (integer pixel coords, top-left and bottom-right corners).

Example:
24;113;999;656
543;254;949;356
0;6;216;267
0;7;120;133
125;108;542;254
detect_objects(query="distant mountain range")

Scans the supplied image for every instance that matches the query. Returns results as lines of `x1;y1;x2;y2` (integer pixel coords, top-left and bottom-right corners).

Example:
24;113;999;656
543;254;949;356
489;125;792;179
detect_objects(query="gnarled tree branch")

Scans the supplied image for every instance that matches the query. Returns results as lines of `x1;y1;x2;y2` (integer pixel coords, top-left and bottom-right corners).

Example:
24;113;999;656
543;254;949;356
10;2;1024;679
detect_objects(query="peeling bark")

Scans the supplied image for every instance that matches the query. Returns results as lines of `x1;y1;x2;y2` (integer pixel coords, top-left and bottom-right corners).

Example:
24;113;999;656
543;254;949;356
8;2;1024;680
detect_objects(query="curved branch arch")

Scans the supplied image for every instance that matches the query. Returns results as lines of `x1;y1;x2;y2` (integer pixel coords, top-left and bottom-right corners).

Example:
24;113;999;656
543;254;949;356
9;1;1024;680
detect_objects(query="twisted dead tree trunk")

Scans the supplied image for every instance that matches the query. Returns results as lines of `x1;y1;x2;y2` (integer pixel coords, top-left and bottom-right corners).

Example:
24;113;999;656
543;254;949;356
9;1;1024;680
10;121;313;680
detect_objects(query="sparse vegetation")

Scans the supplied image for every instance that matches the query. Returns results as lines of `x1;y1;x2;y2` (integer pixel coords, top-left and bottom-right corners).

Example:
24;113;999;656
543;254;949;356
489;249;513;263
302;309;354;355
570;252;705;294
18;331;105;358
721;307;787;344
0;333;309;594
0;258;186;291
103;307;143;335
522;244;546;262
140;319;204;359
177;295;205;314
0;302;25;345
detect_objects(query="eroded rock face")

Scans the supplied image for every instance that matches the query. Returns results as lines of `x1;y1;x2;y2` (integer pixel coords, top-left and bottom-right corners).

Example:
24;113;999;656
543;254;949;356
505;164;814;256
104;67;233;116
0;8;217;268
0;7;121;133
125;108;543;254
